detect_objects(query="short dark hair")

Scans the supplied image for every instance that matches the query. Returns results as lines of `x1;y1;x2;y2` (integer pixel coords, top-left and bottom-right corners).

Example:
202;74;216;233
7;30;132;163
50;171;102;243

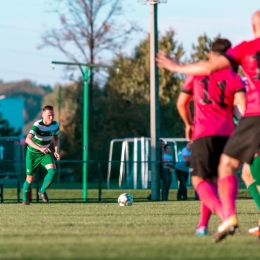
42;105;54;111
211;38;232;54
164;144;170;150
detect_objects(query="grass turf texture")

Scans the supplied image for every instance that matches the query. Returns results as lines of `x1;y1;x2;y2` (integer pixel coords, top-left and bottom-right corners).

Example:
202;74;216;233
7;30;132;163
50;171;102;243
0;189;259;260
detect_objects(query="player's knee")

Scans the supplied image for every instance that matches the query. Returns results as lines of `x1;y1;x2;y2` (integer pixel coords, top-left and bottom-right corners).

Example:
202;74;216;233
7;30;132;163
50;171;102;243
241;164;252;183
26;175;34;184
218;154;240;177
191;176;203;189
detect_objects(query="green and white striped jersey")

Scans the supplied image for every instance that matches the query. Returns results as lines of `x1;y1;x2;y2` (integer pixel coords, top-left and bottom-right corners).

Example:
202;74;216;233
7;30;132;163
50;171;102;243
28;119;60;153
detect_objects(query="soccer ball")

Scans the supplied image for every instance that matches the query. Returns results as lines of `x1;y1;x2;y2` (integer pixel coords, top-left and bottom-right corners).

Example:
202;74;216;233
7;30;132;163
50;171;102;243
118;193;133;206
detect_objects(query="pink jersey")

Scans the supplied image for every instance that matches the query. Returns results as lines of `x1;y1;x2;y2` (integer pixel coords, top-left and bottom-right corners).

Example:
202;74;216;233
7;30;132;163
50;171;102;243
182;69;245;140
225;38;260;116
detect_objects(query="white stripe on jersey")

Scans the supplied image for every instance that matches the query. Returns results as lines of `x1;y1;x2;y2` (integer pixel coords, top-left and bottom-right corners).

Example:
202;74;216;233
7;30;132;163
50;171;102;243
33;120;59;133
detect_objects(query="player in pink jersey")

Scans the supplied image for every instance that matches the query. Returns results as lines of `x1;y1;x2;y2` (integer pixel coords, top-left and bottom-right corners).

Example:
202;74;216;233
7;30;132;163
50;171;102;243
156;10;260;242
177;38;246;237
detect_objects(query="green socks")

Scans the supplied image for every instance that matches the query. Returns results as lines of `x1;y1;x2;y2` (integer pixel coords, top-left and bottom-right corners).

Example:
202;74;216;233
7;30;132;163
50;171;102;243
40;168;56;193
248;181;260;211
22;180;31;201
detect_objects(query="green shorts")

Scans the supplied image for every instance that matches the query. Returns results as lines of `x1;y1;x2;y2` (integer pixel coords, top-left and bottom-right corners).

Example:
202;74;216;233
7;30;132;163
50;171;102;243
26;149;55;176
250;154;260;185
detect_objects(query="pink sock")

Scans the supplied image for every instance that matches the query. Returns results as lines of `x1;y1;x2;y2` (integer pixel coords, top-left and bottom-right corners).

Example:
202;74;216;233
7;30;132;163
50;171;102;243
218;175;238;219
197;182;218;228
197;202;212;228
196;181;225;221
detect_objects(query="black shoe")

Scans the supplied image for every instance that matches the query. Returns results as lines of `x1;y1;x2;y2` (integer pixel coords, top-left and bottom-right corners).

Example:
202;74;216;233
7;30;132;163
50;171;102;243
147;194;151;201
38;191;49;202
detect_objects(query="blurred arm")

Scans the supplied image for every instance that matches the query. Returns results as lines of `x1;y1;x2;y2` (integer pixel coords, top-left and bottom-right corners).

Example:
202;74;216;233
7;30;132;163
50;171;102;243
177;92;193;140
156;52;232;75
233;91;246;120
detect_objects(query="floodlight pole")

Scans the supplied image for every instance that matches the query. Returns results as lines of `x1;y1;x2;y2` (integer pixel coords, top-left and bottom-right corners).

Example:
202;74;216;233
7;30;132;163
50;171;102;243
52;61;118;201
150;1;160;201
57;85;62;184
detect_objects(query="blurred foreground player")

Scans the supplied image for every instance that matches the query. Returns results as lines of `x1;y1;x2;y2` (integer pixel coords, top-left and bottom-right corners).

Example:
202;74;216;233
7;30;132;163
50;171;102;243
156;10;260;242
176;38;246;236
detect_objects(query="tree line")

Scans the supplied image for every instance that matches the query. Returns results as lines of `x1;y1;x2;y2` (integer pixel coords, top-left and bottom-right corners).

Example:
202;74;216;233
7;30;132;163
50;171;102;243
1;0;227;181
0;30;215;180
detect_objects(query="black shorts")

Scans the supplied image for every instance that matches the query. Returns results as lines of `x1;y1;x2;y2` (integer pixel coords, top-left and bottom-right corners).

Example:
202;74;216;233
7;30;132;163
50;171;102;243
223;116;260;164
191;136;229;179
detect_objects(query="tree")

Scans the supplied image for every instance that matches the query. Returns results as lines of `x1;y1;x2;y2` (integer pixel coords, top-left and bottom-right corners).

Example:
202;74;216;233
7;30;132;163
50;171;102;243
42;83;80;156
40;29;186;180
40;0;139;64
106;29;186;138
190;33;221;62
39;0;141;159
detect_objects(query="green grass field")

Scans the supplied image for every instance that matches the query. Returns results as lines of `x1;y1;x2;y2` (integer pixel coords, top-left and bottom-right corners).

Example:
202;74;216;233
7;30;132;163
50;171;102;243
0;189;259;260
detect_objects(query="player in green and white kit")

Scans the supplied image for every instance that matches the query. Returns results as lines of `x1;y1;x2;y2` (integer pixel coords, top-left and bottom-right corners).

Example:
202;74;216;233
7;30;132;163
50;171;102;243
22;105;60;205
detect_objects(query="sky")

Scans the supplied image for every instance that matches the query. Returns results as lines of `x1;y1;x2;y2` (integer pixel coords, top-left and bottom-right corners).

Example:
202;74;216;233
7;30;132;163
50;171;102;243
0;0;259;87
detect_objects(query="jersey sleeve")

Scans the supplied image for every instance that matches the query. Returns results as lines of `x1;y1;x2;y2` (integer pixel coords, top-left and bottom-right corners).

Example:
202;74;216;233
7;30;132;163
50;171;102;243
54;124;60;136
181;75;194;94
28;125;38;136
223;41;247;68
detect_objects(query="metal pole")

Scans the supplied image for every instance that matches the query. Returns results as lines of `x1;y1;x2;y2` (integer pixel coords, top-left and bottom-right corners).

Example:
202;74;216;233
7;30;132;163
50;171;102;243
150;2;160;201
83;67;89;201
57;86;61;184
52;61;118;200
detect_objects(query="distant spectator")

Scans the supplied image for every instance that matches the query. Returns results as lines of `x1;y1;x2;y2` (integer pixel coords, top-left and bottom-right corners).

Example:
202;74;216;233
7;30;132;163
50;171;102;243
162;144;174;201
175;142;192;200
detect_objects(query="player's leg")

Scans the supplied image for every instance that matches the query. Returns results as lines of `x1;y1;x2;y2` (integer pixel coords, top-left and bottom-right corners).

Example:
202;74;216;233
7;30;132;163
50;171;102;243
242;159;260;236
196;202;211;236
192;137;226;222
195;181;218;236
23;150;33;204
161;168;170;201
213;117;260;242
218;154;240;218
212;154;240;242
242;161;260;210
193;176;224;220
38;153;56;202
167;169;172;200
178;172;186;200
182;171;189;200
22;175;34;205
175;169;182;200
22;150;41;205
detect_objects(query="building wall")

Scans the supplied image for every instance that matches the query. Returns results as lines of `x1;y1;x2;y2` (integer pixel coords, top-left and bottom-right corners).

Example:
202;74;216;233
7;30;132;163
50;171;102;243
0;97;24;137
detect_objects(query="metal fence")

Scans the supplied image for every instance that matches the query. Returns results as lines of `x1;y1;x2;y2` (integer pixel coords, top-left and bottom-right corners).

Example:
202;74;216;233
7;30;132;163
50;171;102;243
0;158;246;203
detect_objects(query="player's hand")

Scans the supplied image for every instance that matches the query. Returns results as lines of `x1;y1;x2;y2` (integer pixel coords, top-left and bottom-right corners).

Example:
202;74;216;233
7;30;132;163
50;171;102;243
156;52;180;72
39;147;51;154
54;152;60;161
185;124;193;141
